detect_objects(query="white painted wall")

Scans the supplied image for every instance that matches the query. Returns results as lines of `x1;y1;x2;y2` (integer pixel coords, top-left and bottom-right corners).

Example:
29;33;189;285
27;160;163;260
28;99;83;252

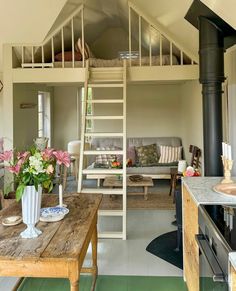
13;84;53;151
53;86;81;150
180;80;203;166
225;48;236;175
93;83;185;140
127;84;182;137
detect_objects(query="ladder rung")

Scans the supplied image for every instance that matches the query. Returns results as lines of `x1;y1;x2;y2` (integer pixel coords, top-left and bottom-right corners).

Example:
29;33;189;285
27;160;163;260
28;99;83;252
99;210;124;216
86;115;124;120
82;169;124;174
98;232;124;239
85;132;124;137
89;83;124;88
81;188;124;195
84;150;124;155
84;150;124;156
87;99;124;104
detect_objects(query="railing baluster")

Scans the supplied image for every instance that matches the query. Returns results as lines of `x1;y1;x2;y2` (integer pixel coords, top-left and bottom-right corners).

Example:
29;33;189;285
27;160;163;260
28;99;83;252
61;28;64;68
71;18;75;68
180;50;183;65
139;15;141;66
129;6;132;67
51;37;54;64
21;46;24;66
170;41;173;66
160;33;162;66
41;46;44;68
149;25;152;66
81;8;85;68
32;46;34;68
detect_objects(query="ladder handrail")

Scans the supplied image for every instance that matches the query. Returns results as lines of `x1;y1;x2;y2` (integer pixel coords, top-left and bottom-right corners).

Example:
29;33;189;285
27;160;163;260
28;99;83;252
78;60;89;192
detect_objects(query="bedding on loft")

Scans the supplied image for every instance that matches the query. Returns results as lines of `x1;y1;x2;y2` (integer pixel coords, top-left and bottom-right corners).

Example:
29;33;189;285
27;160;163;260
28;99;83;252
53;38;179;68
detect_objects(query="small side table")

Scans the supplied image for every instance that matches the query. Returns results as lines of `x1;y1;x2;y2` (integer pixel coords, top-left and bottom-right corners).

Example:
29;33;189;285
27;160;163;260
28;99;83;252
169;168;182;197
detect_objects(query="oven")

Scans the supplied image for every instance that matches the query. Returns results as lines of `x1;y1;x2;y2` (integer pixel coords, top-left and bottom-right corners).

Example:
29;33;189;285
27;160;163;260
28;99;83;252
197;205;231;291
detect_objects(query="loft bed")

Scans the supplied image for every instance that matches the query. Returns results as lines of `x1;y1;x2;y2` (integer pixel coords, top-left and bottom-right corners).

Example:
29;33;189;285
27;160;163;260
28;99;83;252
10;3;198;83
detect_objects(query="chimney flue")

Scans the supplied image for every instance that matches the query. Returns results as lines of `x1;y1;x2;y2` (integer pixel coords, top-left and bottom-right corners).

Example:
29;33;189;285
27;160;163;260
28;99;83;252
199;16;224;176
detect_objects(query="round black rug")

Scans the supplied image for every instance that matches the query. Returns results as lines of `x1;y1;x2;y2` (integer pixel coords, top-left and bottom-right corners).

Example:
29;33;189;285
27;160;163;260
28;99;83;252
146;230;183;269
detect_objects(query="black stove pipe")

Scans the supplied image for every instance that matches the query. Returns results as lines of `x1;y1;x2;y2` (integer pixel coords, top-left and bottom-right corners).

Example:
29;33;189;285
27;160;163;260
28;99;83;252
199;16;225;176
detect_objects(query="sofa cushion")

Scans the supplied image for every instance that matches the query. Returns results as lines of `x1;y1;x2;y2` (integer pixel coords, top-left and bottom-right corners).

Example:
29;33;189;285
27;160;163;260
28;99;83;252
95;147;116;166
127;164;177;175
159;145;182;163
135;144;159;166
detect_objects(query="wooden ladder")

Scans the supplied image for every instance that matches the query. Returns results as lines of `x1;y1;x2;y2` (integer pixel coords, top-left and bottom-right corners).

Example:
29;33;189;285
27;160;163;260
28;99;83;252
78;61;127;240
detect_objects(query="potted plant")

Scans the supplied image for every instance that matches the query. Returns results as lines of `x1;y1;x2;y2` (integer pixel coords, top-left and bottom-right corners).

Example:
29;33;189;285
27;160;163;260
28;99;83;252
0;147;70;238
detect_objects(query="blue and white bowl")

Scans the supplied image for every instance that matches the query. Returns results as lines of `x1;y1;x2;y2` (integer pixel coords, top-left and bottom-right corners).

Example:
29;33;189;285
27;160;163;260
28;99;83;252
40;206;69;218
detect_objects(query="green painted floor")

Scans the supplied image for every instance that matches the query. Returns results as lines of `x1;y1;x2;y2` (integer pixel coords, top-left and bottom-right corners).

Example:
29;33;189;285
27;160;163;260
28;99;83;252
18;275;187;291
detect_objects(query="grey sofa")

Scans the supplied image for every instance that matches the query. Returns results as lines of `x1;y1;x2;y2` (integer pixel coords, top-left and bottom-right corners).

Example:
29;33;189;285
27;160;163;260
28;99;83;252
89;137;182;179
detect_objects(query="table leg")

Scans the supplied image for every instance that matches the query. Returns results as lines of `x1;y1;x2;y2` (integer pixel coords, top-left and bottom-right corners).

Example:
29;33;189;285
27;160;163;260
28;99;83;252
91;225;98;291
144;186;148;200
169;174;173;196
70;279;79;291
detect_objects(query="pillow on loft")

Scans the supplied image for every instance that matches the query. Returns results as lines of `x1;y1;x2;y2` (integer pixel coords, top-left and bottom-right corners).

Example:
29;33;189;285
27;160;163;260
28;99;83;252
135;144;159;167
54;51;82;62
158;145;182;164
75;38;93;59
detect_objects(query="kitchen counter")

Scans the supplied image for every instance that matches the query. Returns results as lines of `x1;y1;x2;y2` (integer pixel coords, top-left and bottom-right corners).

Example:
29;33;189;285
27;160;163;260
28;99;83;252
182;177;236;291
230;253;236;270
182;176;236;205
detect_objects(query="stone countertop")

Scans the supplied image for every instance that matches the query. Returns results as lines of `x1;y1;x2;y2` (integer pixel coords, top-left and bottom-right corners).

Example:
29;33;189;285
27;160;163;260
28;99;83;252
182;177;236;206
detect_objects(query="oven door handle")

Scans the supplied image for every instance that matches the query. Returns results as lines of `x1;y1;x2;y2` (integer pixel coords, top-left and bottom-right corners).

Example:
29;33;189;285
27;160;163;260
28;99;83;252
195;234;226;283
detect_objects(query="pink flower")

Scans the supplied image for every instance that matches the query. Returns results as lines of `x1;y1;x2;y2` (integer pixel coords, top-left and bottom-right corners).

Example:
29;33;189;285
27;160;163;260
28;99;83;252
46;164;54;174
53;150;70;167
7;164;20;175
42;148;54;161
17;151;29;164
0;150;13;162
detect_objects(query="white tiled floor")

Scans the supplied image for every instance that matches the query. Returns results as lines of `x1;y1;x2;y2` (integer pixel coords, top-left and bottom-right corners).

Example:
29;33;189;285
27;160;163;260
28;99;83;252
85;209;183;277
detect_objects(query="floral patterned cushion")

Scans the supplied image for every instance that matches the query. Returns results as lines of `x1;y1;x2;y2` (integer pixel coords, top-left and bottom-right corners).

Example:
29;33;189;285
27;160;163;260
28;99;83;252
135;144;159;167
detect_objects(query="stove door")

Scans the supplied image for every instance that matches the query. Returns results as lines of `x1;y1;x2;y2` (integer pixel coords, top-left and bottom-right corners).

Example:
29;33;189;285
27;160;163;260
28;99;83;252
196;234;228;291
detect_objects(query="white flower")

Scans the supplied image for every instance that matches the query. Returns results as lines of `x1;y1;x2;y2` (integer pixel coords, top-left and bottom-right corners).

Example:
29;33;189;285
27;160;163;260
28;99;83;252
29;155;45;174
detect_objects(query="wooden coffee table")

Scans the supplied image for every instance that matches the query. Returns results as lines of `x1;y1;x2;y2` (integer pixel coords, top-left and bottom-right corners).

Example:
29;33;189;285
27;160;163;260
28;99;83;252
0;193;102;291
103;176;154;200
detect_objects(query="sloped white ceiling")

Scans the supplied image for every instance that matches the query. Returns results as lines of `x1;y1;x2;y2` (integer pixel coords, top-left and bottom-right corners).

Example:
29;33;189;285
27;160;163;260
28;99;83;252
0;0;67;70
202;0;236;29
0;0;235;72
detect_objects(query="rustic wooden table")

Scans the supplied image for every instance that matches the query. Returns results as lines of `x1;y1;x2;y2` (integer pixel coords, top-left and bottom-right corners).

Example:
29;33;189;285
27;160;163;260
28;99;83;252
0;193;102;291
103;176;154;200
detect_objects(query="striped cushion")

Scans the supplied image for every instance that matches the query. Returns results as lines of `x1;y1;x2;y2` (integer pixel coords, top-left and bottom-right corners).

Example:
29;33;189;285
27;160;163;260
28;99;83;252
158;145;182;163
95;147;116;165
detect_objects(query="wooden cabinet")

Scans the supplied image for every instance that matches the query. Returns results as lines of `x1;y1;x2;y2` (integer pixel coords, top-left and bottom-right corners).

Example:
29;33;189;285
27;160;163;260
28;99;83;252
183;184;199;291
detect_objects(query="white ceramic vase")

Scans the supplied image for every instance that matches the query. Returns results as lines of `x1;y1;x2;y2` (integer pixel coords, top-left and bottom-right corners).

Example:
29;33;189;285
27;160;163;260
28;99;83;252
20;185;42;239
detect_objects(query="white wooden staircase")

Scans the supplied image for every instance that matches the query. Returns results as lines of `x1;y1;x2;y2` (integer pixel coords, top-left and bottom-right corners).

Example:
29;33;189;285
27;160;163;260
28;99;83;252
78;61;127;240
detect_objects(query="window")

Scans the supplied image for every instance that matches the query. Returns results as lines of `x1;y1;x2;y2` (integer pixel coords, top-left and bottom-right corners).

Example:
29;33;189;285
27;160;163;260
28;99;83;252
38;92;51;146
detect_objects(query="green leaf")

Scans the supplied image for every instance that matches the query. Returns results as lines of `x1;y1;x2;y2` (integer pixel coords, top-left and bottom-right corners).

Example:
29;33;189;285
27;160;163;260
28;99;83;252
16;184;26;202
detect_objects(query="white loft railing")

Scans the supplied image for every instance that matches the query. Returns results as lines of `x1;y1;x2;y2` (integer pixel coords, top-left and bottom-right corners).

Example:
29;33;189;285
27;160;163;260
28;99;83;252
13;4;85;68
128;2;198;67
12;3;198;69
